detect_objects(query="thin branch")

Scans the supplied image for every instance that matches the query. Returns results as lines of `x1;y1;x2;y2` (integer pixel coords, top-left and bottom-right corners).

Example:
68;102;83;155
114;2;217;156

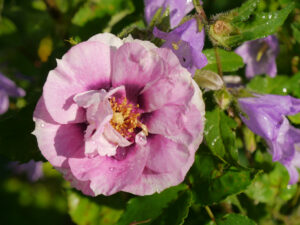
129;219;151;225
205;206;217;225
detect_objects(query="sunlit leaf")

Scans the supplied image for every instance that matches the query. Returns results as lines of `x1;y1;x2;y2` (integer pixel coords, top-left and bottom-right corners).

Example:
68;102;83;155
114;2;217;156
202;48;244;73
68;190;124;225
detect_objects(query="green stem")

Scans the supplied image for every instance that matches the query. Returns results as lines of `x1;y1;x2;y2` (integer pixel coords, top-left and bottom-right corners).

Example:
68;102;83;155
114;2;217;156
214;47;223;78
205;206;217;225
192;0;208;24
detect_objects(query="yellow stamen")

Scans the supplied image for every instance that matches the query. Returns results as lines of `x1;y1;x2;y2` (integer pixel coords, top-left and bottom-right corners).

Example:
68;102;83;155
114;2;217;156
256;42;269;62
109;97;147;139
172;40;181;50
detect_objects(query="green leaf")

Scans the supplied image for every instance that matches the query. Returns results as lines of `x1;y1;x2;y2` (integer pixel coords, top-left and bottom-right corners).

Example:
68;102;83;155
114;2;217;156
288;113;300;125
247;75;289;95
216;214;257;225
116;184;188;225
0;0;3;17
245;163;297;205
234;4;294;42
150;190;192;225
209;1;294;48
292;22;300;43
0;17;17;36
232;0;260;23
189;147;256;205
72;0;134;27
202;48;244;73
204;107;238;163
68;190;124;225
247;73;300;97
103;7;134;33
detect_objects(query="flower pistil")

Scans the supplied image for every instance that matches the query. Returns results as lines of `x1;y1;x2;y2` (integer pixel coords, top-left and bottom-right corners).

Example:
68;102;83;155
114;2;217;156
109;97;148;139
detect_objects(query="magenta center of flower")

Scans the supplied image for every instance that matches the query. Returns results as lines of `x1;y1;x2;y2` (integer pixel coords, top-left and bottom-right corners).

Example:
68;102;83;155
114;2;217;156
109;96;148;139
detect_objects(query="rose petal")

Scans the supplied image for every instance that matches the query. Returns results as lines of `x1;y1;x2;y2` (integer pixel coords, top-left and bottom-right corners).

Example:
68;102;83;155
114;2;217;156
43;41;112;124
88;33;123;48
145;135;190;173
112;42;164;99
68;143;150;196
140;68;194;112
33;97;85;167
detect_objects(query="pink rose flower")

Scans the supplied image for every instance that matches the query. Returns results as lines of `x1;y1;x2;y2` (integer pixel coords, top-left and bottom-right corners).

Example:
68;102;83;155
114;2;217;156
33;33;205;196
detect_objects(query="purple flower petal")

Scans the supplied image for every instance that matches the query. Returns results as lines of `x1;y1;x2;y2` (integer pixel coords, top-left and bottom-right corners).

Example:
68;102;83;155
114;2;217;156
0;72;26;114
239;94;300;184
0;90;9;114
0;72;25;97
154;19;207;75
144;0;194;28
8;160;43;182
235;35;279;78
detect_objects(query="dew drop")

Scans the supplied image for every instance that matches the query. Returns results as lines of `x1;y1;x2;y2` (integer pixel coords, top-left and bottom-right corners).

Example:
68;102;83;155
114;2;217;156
40;123;45;128
211;137;220;146
109;167;115;172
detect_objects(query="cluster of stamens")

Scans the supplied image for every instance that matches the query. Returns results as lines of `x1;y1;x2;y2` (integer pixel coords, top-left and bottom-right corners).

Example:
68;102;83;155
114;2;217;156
109;97;147;139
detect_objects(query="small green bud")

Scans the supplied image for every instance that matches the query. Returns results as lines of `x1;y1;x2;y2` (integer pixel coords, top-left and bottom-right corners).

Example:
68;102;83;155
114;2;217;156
194;70;224;90
242;126;256;153
214;88;232;110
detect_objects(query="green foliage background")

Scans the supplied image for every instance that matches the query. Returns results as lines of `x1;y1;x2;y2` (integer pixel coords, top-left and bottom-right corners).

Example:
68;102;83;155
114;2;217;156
0;0;299;225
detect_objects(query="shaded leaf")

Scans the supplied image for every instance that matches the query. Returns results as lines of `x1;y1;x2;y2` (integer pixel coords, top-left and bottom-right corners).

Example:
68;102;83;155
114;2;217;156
0;17;17;36
116;185;188;225
204;107;238;163
150;190;192;225
189;147;256;205
292;22;300;43
0;100;43;162
247;72;300;98
216;213;257;225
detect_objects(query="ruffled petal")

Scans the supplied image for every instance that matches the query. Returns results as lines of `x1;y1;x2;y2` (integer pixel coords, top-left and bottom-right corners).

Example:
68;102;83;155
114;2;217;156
140;67;194;112
112;42;165;99
43;41;112;124
33;97;85;168
68;143;150;196
145;135;190;173
88;33;123;48
122;167;185;195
